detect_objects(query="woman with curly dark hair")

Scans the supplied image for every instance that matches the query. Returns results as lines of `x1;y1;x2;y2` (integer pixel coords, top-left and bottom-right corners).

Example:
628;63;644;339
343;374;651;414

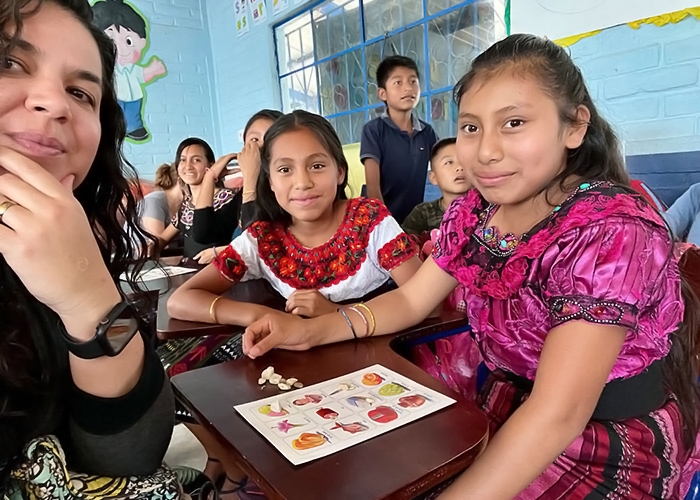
0;0;175;492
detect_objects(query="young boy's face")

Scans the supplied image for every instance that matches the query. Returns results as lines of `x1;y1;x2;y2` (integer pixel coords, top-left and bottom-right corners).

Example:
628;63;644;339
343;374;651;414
104;25;147;66
429;144;471;196
378;66;420;112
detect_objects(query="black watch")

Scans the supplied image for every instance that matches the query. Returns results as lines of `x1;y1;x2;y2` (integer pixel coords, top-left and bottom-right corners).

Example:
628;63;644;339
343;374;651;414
59;301;140;359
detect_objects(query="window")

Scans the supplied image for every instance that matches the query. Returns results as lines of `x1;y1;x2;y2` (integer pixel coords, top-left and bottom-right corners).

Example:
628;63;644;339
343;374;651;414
275;0;508;144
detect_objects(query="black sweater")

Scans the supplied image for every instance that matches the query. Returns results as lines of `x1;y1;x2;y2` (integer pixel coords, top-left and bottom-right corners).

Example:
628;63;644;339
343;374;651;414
0;264;174;482
177;189;242;258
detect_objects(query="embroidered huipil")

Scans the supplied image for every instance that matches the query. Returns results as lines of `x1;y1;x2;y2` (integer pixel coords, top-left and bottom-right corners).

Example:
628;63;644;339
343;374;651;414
432;183;683;383
214;198;417;302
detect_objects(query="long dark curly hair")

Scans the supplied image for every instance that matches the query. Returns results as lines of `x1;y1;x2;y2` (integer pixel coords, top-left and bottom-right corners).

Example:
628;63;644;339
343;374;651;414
0;0;151;471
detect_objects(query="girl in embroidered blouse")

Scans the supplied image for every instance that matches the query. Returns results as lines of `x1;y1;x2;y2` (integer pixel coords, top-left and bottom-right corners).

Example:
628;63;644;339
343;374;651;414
169;109;421;323
242;35;700;499
167;110;421;498
156;137;242;264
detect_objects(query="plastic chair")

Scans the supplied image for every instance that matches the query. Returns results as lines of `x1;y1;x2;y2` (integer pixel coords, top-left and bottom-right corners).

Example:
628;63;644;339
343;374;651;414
685;472;700;499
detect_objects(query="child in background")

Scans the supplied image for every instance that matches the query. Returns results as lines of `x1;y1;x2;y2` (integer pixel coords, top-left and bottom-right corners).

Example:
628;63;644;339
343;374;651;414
168;110;421;498
239;109;284;207
157;138;242;265
194;109;284;265
243;35;700;499
665;182;700;246
361;55;438;224
137;163;183;240
402;138;479;399
403;137;471;239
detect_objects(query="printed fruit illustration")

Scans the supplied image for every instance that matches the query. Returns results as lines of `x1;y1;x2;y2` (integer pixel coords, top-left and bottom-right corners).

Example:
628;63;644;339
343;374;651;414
361;373;384;386
378;383;406;397
398;395;426;408
258;404;288;417
292;394;323;406
316;407;339;420
345;395;376;409
368;405;398;424
331;421;369;434
292;432;327;450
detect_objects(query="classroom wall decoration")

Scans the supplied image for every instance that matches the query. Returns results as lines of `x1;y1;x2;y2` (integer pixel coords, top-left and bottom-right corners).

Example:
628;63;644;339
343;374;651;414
235;0;250;36
249;0;268;25
514;0;697;40
273;0;290;17
91;0;167;143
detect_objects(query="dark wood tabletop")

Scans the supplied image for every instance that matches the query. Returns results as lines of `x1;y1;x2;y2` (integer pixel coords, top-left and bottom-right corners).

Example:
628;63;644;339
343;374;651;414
171;316;489;500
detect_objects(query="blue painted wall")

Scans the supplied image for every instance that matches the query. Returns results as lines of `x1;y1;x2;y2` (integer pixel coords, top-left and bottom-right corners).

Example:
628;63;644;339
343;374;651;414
569;15;700;204
206;0;315;154
107;0;221;179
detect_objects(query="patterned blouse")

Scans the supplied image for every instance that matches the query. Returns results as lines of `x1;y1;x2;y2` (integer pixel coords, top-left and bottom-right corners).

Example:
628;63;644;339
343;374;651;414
214;198;417;302
432;182;683;382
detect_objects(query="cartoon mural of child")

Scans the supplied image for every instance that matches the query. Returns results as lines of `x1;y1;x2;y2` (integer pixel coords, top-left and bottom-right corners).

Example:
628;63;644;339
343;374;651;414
92;0;167;142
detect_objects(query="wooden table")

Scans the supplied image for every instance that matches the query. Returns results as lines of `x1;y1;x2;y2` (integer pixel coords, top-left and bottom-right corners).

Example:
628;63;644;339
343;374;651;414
144;262;489;498
171;318;489;500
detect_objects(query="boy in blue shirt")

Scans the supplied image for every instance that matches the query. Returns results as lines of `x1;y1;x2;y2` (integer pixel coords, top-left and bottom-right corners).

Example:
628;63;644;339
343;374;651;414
360;56;439;224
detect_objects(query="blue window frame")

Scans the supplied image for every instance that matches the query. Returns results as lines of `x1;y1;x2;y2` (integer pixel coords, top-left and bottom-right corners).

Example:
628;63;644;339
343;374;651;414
274;0;509;144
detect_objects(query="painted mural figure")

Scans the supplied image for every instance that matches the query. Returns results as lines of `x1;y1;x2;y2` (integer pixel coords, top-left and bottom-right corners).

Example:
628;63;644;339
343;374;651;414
92;0;166;142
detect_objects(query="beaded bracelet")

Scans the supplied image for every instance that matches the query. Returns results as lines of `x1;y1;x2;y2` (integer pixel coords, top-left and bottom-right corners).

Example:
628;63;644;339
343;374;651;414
338;308;357;339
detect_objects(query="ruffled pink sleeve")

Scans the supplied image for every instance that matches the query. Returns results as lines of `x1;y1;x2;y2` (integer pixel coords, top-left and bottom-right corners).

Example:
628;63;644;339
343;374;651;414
432;190;481;277
538;217;683;379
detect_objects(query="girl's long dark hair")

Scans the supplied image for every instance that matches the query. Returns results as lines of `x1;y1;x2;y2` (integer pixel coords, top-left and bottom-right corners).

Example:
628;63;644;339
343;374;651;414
243;109;283;142
455;34;699;447
174;137;219;193
255;110;348;226
0;0;152;467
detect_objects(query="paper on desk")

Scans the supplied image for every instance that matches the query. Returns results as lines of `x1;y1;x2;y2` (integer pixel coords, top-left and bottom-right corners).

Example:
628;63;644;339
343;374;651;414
119;265;197;282
235;364;456;465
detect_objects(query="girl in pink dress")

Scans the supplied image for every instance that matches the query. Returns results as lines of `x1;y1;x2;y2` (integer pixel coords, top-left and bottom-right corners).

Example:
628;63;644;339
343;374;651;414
243;34;700;499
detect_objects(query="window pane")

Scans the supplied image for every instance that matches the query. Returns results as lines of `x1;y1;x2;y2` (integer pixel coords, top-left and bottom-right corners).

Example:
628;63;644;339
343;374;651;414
369;104;384;119
280;67;319;113
428;1;503;90
328;110;366;144
430;90;456;138
363;0;423;41
426;0;462;16
415;95;428;122
318;49;365;115
276;12;314;76
313;0;361;60
365;24;425;106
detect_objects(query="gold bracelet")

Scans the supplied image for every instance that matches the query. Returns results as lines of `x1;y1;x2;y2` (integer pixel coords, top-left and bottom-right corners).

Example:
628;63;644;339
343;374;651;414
354;302;376;337
209;295;223;324
347;306;370;338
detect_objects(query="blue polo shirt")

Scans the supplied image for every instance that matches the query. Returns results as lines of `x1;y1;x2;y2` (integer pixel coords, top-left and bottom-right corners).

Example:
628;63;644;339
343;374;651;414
360;111;438;224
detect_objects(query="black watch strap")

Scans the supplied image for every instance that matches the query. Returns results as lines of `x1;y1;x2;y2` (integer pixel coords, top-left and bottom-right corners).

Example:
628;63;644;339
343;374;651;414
59;301;139;359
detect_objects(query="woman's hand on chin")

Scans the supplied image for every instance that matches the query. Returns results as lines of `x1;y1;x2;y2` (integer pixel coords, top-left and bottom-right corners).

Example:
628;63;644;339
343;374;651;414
0;146;120;340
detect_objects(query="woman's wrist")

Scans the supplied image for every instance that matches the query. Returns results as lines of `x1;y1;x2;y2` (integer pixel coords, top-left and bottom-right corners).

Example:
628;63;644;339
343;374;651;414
59;284;123;342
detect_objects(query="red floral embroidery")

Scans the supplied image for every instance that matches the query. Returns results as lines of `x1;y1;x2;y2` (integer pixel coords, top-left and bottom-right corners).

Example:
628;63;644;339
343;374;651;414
434;183;670;300
377;234;418;271
213;245;248;282
248;198;394;289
